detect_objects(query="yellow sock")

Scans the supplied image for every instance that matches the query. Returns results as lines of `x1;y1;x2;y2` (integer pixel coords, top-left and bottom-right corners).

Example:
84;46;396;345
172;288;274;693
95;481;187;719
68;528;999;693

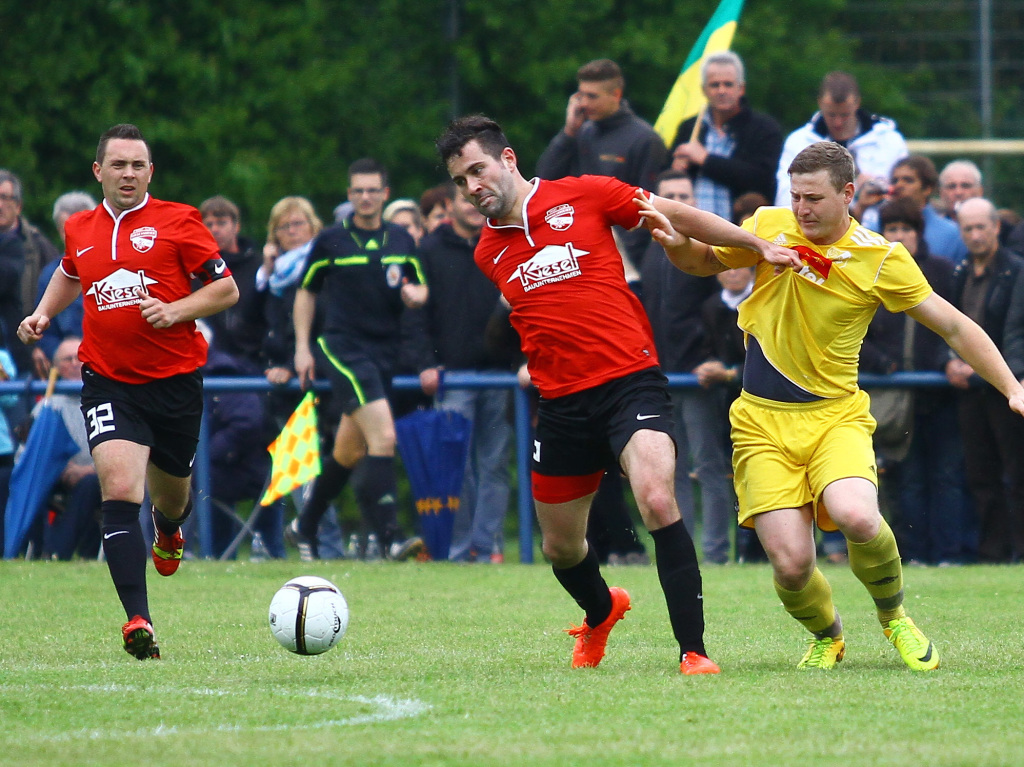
847;517;906;627
774;568;841;639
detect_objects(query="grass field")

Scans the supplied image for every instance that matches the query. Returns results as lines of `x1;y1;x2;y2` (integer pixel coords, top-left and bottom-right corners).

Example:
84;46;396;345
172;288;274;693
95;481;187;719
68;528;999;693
1;557;1022;766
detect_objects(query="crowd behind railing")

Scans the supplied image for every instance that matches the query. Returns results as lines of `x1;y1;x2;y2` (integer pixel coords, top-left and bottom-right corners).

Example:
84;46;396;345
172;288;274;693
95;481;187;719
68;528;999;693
3;58;1024;570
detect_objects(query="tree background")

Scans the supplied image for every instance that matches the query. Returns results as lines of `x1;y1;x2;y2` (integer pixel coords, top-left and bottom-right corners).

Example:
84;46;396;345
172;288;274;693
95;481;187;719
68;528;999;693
2;0;1021;243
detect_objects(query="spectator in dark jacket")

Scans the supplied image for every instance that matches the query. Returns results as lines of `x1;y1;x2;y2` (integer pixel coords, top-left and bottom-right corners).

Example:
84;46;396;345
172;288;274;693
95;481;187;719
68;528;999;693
410;192;512;562
199;195;265;372
946;198;1024;562
861;199;970;564
669;51;783;218
536;58;666;269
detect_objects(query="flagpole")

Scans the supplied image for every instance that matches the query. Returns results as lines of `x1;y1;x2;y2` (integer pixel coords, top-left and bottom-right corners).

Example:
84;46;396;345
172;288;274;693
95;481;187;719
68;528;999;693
44;366;59;400
689;104;707;144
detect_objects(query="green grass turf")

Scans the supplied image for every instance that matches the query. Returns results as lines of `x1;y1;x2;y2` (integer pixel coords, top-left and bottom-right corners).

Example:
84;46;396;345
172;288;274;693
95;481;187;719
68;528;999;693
1;558;1022;766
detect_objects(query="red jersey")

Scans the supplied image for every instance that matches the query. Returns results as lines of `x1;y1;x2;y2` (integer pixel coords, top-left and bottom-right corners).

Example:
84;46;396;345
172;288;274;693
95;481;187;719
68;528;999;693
475;175;658;398
61;195;224;383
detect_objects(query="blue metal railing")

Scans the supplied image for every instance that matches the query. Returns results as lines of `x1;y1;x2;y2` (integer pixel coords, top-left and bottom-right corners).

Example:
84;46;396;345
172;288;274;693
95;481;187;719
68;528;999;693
0;371;954;563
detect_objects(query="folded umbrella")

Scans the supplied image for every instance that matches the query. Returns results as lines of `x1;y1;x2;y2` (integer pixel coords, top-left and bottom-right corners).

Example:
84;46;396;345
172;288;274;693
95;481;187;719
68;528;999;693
3;368;81;559
395;407;471;561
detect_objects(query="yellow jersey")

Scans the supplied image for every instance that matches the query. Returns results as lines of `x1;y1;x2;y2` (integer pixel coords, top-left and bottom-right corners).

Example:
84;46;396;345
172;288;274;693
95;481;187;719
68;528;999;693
712;206;932;398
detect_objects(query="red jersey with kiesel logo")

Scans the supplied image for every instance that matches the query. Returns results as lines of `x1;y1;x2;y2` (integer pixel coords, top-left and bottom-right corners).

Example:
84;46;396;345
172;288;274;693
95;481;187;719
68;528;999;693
475;175;658;398
60;195;226;383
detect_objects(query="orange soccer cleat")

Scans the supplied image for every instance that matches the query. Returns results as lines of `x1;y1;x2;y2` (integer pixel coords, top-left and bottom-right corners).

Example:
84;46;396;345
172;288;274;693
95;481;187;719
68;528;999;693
680;652;721;675
566;586;632;668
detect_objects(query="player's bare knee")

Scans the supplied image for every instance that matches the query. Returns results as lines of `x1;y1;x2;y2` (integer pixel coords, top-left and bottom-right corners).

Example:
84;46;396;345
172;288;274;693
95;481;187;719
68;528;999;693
773;561;815;591
767;547;815;590
640;498;678;531
542;537;585;568
334;444;365;467
831;507;880;544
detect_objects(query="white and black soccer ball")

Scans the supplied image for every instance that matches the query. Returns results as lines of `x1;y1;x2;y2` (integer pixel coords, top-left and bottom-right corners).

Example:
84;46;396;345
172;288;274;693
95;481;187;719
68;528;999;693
268;576;349;655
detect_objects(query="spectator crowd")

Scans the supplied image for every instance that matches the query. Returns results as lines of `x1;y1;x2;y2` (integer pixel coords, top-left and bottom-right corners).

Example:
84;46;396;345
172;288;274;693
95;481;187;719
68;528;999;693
3;57;1024;567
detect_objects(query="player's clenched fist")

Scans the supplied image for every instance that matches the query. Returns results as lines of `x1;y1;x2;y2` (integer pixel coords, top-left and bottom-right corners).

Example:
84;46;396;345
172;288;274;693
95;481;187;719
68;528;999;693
17;314;50;345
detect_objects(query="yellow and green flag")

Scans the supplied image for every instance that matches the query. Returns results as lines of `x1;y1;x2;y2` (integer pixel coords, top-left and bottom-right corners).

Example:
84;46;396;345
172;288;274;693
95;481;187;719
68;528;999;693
653;0;745;148
260;391;321;506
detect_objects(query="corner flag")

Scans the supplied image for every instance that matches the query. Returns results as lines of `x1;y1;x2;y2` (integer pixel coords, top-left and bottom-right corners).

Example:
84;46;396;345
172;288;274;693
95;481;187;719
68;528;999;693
260;392;321;506
653;0;745;148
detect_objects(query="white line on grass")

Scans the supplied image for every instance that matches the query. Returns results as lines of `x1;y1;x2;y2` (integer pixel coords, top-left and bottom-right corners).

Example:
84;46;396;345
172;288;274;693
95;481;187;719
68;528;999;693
1;683;430;742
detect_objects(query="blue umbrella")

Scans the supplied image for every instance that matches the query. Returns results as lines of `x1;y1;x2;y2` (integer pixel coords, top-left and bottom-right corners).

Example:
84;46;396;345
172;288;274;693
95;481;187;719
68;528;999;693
3;370;81;559
395;406;471;560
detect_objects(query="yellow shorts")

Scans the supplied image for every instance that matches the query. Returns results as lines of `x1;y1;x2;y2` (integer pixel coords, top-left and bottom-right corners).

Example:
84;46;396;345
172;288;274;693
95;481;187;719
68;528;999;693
730;389;878;531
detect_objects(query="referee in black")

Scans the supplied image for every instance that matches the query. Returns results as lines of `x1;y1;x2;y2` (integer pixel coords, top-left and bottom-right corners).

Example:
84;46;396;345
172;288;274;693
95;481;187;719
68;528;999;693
287;158;427;561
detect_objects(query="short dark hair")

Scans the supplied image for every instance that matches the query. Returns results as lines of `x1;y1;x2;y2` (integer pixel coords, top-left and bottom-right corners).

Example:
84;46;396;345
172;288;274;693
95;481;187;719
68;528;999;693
419;183;454;217
199;195;240;223
577;58;624;91
733;192;770;225
96;123;151;165
893;154;939;194
654;169;690;189
819;71;860;103
788;141;855;192
436;115;511;166
348;157;388;187
878;198;925;236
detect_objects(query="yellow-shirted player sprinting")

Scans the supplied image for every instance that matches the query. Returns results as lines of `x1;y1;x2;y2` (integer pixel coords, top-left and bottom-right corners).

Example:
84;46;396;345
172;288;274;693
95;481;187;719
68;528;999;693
635;140;1024;671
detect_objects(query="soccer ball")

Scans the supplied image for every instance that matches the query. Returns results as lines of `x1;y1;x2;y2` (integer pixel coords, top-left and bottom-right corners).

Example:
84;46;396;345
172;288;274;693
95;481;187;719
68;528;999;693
268;575;349;655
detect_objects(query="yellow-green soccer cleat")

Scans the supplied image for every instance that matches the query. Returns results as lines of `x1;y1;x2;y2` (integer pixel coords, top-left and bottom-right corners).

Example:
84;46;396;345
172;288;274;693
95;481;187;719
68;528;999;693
884;617;939;671
797;636;846;669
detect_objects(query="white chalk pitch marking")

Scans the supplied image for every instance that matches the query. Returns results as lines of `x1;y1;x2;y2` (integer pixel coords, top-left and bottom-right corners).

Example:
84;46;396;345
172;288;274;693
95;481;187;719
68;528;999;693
1;683;430;742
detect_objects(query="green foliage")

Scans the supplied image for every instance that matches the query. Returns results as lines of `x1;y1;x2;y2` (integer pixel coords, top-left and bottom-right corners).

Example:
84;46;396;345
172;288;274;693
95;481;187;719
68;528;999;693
2;559;1024;766
0;0;1017;243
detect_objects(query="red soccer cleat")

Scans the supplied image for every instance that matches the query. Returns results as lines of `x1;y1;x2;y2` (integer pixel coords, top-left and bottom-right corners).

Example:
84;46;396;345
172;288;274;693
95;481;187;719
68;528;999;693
151;510;185;576
566;586;632;668
122;615;160;660
680;652;721;675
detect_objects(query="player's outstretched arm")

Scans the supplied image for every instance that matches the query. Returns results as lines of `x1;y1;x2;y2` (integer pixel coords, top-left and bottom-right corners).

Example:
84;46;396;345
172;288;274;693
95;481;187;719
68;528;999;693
907;293;1024;415
634;192;723;276
644;191;801;271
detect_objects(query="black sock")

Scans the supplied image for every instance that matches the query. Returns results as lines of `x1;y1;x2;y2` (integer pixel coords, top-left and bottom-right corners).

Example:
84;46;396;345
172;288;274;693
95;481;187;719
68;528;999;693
299;456;352;539
152;497;192;536
651;519;707;659
101;500;149;622
356;455;399;550
552;546;612;627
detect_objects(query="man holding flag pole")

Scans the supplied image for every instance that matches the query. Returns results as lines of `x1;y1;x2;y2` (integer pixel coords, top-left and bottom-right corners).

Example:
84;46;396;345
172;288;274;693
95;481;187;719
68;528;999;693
654;1;781;220
667;51;782;219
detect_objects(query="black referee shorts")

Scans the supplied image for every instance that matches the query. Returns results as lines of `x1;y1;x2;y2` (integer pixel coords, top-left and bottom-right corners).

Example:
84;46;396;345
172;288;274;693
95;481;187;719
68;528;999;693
315;336;394;415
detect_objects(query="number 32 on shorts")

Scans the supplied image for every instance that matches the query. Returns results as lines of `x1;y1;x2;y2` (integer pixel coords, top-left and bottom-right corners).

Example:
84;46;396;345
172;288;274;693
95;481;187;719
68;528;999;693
86;402;116;439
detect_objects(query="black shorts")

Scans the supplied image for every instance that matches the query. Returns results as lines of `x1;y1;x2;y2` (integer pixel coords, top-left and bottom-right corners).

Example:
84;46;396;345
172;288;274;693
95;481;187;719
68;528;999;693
79;365;203;478
533;366;676;477
315;336;393;415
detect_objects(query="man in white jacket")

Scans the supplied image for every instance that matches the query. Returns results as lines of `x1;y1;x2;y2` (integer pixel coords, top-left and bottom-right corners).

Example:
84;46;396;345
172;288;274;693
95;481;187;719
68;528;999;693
775;71;907;206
